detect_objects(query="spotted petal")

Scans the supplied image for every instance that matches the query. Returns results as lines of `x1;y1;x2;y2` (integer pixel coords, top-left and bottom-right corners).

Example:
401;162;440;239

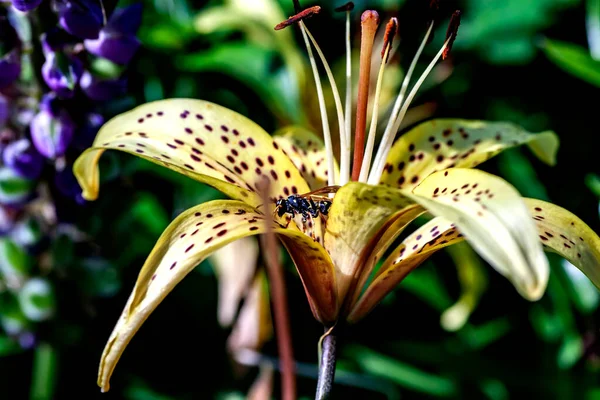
97;200;336;392
525;198;600;286
405;168;549;301
273;126;339;190
74;99;311;209
349;197;600;322
347;216;461;323
324;183;416;301
379;119;558;190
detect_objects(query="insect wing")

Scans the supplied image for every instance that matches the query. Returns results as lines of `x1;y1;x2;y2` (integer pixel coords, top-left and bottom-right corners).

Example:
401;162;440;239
298;185;341;201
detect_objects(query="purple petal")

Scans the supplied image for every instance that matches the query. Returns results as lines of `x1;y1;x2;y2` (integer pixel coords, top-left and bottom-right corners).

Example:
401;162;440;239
80;70;127;101
0;50;21;89
57;0;103;40
30;95;74;158
11;0;43;12
41;52;83;98
3;139;44;179
108;3;143;35
84;30;140;65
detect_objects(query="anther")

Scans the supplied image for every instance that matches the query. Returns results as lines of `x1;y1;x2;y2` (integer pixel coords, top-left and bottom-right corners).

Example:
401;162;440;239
334;2;354;12
443;10;461;60
381;18;398;62
274;6;321;30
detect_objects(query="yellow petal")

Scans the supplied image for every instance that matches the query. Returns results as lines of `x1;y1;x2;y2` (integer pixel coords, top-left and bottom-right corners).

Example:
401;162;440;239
343;204;425;314
273;126;339;190
227;271;272;356
380;119;559;190
74;99;311;208
349;195;600;323
210;237;259;327
97;200;335;391
324;182;416;302
347;216;461;323
524;198;600;286
407;168;549;301
440;243;488;332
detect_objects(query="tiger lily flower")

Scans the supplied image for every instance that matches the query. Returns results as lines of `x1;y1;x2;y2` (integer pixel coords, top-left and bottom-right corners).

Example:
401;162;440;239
73;2;600;394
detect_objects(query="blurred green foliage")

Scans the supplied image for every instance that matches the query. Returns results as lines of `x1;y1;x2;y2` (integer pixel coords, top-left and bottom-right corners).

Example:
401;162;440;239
2;0;600;399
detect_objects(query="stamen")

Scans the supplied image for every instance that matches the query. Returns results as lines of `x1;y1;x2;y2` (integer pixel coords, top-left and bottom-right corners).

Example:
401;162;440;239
368;22;434;184
298;21;336;186
302;25;349;185
338;2;355;184
274;6;321;30
351;10;380;181
368;35;453;184
359;18;397;182
443;10;461;60
334;2;354;12
381;17;398;62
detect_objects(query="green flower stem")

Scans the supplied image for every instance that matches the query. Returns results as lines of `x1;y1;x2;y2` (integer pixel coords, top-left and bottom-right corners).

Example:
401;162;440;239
316;329;337;400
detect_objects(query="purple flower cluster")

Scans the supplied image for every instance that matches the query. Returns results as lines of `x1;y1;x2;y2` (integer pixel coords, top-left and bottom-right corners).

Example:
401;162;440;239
0;0;142;345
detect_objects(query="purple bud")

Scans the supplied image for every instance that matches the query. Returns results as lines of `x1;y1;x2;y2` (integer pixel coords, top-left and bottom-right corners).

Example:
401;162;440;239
56;0;103;40
72;112;103;150
3;139;44;179
0;206;17;236
54;167;84;204
41;52;83;98
30;94;74;159
80;70;126;101
0;50;21;89
11;0;44;12
84;4;142;65
40;28;77;54
0;95;8;127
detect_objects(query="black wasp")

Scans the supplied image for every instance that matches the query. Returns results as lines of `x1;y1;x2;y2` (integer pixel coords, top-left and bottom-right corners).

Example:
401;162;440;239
274;185;340;225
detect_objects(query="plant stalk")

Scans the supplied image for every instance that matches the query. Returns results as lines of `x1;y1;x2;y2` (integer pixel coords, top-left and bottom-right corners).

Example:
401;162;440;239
315;329;337;400
260;180;297;400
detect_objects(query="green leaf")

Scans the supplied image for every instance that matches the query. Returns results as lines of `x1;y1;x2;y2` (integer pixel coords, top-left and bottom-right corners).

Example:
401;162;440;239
0;239;33;289
347;345;458;397
540;38;600;87
30;343;58;400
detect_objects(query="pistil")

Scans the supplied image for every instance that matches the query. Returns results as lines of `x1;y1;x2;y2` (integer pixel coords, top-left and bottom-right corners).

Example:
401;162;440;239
359;18;397;182
351;10;380;181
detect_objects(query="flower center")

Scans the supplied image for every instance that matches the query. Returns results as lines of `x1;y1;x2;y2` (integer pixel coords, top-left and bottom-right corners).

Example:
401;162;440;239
275;2;461;187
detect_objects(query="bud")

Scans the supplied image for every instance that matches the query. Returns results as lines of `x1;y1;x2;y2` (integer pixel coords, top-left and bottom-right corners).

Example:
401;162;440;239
11;0;44;12
54;166;85;204
0;167;35;205
19;277;55;322
0;94;8;126
84;3;142;65
72;112;103;150
10;217;43;248
3;138;44;179
0;238;33;290
41;51;83;98
0;205;18;235
80;70;127;101
30;94;74;158
55;0;103;40
0;295;31;336
0;49;21;89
